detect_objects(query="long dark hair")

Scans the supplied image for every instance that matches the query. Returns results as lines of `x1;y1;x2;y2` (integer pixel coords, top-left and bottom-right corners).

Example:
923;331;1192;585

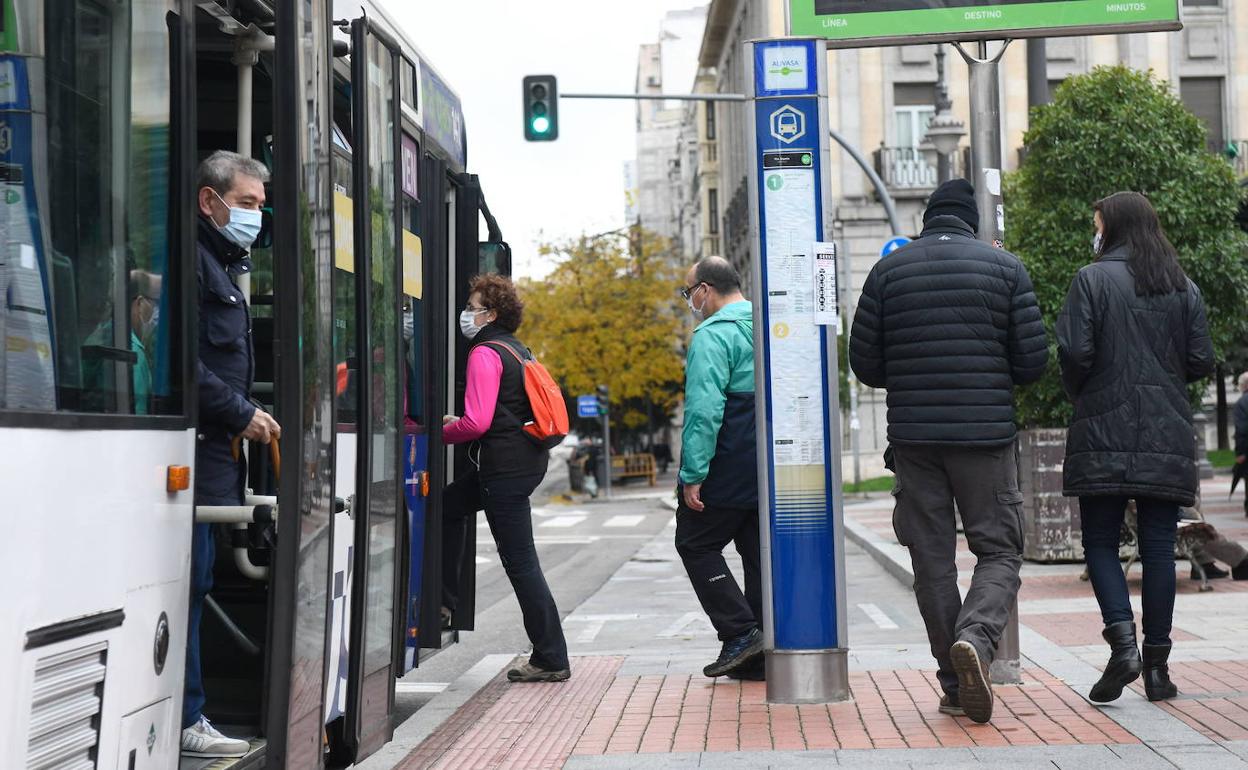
1093;192;1187;295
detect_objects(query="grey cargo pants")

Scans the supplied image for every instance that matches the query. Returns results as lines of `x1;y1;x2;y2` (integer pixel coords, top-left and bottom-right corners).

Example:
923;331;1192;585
891;443;1024;698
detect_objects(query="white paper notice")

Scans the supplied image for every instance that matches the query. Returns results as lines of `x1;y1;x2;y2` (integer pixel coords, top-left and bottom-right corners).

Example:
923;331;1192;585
984;168;1002;196
812;241;839;329
762;165;826;467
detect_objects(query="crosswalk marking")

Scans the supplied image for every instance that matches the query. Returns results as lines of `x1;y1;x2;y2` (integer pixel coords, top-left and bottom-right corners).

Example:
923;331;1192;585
394;682;448;695
858;602;899;630
657;611;715;639
540;515;586;528
604;515;645;528
563;613;641;643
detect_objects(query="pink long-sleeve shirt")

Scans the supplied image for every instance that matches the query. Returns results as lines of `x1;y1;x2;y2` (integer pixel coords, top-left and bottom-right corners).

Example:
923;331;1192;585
442;345;503;444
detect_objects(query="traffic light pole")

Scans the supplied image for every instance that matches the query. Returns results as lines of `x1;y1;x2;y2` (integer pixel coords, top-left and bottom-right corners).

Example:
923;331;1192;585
599;385;612;500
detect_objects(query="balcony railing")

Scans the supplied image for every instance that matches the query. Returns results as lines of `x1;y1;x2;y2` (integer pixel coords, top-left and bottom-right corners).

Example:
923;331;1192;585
873;146;969;191
1227;140;1247;178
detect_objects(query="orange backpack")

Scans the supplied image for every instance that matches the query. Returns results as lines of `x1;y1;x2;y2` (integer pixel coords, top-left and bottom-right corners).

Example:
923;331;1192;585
481;341;570;449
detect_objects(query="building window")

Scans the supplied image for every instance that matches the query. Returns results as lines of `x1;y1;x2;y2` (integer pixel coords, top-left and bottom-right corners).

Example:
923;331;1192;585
1182;0;1220;6
891;83;937;188
706;104;717;140
1180;77;1225;151
708;188;720;235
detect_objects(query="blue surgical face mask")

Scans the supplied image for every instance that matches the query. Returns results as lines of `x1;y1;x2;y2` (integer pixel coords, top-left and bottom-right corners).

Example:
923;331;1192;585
211;189;263;250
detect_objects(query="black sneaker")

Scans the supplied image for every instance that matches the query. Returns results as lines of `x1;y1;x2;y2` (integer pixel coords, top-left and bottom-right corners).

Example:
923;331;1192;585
726;655;766;681
703;628;763;678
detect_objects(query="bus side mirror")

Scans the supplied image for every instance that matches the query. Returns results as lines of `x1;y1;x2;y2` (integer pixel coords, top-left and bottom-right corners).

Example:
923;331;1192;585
478;241;511;276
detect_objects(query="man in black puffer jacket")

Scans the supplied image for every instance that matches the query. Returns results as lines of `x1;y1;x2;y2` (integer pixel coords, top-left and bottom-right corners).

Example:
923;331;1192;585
850;179;1048;724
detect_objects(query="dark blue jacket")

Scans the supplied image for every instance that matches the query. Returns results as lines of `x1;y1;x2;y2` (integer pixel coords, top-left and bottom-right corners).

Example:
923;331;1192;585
195;217;256;505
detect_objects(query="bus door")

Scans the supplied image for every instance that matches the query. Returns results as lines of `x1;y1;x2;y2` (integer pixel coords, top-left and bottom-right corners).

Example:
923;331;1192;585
397;124;434;673
339;17;405;763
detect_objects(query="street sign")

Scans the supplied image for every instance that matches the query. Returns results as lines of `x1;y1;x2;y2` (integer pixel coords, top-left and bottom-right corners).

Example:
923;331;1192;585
788;0;1181;48
881;236;910;257
747;38;848;704
576;395;599;419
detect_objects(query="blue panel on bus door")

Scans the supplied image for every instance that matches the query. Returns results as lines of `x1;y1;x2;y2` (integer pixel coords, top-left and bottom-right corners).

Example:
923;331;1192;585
402;432;428;671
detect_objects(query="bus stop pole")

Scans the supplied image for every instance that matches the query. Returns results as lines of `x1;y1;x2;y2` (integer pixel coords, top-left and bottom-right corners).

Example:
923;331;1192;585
955;38;1022;686
747;38;849;704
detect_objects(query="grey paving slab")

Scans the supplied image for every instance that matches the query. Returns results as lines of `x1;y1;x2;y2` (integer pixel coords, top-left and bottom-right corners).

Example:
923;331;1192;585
564;745;1173;769
1150;743;1248;769
1225;742;1248;763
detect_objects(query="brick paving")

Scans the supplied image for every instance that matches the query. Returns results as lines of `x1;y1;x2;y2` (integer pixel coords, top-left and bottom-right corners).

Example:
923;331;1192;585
568;668;1136;756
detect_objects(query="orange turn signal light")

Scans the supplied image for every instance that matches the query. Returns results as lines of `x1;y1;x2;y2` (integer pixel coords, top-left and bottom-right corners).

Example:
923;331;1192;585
167;465;191;493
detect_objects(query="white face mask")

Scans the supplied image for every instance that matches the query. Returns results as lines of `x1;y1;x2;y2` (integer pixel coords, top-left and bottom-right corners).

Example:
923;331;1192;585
402;309;414;341
211;189;263;250
685;285;708;321
459;308;487;339
1092;232;1103;254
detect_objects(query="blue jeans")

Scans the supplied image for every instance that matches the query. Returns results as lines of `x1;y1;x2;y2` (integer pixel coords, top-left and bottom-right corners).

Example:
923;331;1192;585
1079;496;1179;646
183;523;214;728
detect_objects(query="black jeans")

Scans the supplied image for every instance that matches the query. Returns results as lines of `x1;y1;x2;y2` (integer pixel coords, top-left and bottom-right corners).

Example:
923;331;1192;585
1079;496;1179;646
892;444;1024;697
442;470;569;670
675;500;763;642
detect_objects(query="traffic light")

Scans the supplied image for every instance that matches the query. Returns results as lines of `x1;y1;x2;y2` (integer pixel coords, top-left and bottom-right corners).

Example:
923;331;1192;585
522;75;559;141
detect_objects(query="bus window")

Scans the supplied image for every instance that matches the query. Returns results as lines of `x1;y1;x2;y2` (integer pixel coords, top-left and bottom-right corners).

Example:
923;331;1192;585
2;0;183;416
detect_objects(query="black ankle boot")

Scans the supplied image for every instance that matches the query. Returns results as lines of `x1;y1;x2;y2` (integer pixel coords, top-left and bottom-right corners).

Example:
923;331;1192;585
1233;558;1248;581
1142;643;1178;702
1088;621;1141;703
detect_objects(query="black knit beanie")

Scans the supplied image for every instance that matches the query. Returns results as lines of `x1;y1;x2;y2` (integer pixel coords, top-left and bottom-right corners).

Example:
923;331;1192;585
923;178;979;233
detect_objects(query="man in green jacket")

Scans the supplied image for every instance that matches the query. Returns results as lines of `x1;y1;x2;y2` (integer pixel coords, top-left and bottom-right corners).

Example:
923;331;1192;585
677;256;764;680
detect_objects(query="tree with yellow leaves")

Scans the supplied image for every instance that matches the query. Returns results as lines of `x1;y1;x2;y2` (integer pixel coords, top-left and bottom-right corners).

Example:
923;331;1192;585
520;229;687;441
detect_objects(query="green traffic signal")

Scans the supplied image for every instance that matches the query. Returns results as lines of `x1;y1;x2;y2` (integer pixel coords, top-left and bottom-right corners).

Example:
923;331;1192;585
522;75;559;142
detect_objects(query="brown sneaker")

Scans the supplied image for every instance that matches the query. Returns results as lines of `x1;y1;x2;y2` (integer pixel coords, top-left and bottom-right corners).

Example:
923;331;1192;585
507;662;571;683
938;693;964;716
950;641;993;723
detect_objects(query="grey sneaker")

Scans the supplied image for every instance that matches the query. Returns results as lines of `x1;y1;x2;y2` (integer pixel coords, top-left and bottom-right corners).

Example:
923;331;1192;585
181;716;249;758
950;641;994;724
507;661;571;682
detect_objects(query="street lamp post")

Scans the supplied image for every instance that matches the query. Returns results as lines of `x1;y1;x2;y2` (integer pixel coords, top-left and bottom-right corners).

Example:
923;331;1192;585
920;45;966;185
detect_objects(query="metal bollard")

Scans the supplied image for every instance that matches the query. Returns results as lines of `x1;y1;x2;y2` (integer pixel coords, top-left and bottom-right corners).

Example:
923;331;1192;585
990;598;1021;684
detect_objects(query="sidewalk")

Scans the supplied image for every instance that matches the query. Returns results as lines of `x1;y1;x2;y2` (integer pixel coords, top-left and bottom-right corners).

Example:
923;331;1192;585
367;476;1248;769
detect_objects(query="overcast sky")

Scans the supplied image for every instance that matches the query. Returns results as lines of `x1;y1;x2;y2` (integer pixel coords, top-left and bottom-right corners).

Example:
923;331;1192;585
381;0;704;279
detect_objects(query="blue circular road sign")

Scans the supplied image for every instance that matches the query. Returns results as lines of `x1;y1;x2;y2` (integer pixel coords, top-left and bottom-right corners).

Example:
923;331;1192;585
882;236;911;257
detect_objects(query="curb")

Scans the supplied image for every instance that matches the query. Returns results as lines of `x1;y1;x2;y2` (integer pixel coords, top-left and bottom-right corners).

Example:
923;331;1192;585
841;510;915;588
353;653;514;769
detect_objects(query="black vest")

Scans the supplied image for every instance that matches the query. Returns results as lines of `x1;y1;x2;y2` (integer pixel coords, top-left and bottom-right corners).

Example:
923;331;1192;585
470;326;549;481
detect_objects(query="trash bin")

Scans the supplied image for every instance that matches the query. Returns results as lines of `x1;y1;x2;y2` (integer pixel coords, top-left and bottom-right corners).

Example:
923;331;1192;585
567;459;584;493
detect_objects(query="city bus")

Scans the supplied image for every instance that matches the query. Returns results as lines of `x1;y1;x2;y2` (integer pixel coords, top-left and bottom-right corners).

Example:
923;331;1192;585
0;0;504;766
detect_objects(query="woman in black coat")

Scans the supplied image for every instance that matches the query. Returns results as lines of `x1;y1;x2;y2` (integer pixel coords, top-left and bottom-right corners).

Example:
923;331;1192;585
1057;191;1215;705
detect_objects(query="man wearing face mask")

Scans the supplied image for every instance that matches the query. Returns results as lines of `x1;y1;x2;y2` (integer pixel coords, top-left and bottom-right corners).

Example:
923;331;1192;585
182;150;279;758
676;256;765;680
